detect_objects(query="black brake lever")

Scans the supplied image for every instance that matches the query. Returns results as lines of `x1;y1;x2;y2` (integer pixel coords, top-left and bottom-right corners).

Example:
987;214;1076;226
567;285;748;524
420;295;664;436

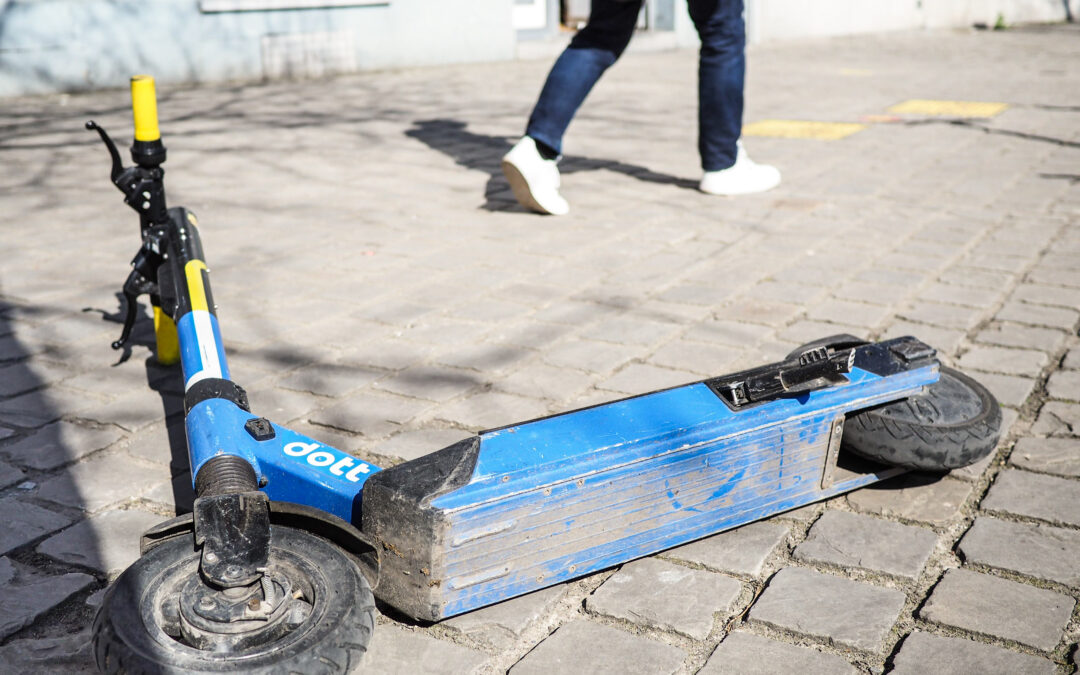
86;121;124;183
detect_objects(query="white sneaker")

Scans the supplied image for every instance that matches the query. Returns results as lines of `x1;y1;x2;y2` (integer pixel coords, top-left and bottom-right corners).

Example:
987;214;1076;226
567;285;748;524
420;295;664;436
699;142;781;196
501;137;570;216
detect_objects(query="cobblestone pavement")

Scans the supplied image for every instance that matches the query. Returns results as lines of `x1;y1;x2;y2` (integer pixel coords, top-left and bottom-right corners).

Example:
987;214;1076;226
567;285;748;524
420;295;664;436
1;22;1079;675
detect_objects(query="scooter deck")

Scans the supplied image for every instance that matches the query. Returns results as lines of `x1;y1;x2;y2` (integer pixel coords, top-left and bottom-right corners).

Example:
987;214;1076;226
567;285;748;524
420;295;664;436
362;338;937;621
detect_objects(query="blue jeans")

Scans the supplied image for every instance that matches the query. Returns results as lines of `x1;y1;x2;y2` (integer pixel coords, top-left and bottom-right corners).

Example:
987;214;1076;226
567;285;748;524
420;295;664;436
525;0;745;172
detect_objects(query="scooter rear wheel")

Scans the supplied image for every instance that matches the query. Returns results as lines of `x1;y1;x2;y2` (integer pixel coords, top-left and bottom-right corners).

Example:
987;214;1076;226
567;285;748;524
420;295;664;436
93;525;374;674
843;366;1002;471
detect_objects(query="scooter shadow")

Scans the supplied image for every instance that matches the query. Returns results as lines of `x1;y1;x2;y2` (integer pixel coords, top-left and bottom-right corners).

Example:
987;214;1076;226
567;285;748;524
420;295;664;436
405;119;700;211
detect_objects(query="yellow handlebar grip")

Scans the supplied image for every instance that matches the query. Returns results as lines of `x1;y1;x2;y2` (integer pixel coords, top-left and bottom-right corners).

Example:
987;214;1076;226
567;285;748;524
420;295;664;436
130;75;161;142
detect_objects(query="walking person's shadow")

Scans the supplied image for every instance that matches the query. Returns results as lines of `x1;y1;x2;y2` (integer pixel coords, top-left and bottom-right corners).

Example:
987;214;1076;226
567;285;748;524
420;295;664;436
405;119;699;211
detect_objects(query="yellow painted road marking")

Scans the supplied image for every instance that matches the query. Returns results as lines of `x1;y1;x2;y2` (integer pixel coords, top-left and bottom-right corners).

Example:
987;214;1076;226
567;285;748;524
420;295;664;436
743;120;866;140
185;260;210;313
888;99;1008;118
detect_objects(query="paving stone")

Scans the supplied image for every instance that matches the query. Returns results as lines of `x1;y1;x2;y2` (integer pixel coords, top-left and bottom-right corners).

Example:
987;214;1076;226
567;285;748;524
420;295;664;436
246;386;323;424
1047;370;1080;402
444;584;565;649
919;569;1074;651
597;363;697;395
1065;346;1080;370
38;507;163;576
0;497;75;555
36;453;167;512
891;631;1057;675
77;391;183;433
959;516;1080;588
975;323;1066;353
0;629;96;675
372;364;484;402
805;300;892;328
683;319;775;347
540;339;639;375
949;451;996;482
969;372;1035;408
372;428;472;463
508;619;685;675
142;472;195;514
957;346;1048;377
981;469;1080;526
494;362;595;404
699;631;858;675
428;390;547;430
880;322;965;358
662;522;789;577
749;567;905;652
1010;437;1080;477
648;340;742;377
0;558;94;640
0;360;70;397
846;475;972;525
0;458;26;489
308;391;432;437
579;316;681;346
1031;401;1080;437
362;625;487;675
898;301;984;331
917;283;1002;309
0;420;125;470
793;510;937;580
586;557;741;640
277;361;382;397
995;302;1079;331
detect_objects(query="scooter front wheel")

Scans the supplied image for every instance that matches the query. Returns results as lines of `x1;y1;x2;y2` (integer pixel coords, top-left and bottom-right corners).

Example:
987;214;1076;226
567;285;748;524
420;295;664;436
843;366;1002;471
93;525;375;674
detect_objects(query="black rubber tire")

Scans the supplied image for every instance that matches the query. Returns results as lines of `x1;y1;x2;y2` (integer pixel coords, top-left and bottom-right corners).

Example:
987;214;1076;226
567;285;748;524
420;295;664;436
93;525;375;674
842;366;1002;471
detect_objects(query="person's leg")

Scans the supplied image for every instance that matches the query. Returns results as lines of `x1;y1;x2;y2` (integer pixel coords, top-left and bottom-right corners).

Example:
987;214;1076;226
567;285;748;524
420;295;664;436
690;0;780;194
504;0;642;215
689;0;744;171
525;0;643;156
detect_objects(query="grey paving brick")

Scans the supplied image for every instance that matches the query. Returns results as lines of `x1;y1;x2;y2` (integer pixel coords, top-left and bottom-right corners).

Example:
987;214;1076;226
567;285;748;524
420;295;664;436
435;342;536;374
0;361;70;398
981;469;1080;526
1012;283;1080;309
995;302;1079;331
833;280;911;307
37;507;163;576
372;364;484;402
246;386;325;424
937;267;1014;290
957;346;1048;377
949;451;996;482
846;475;972;525
308;391;432;437
579;316;681;346
36;453;167;512
749;567;905;652
794;510;937;580
975;323;1067;353
0;497;75;555
1031;401;1080;437
142;472;195;514
77;391;183;433
662;521;789;577
648;340;742;377
699;631;858;675
362;625;487;675
880;322;966;358
0;459;26;489
917;283;1002;309
1064;346;1080;370
444;584;565;649
805;300;892;328
1010;437;1080;477
898;301;984;331
540;339;639;375
586;557;741;640
682;319;775;348
428;390;547;431
959;516;1080;588
508;619;685;675
0;630;95;675
0;420;124;470
969;372;1035;408
720;298;803;326
371;428;472;463
891;631;1056;675
1047;370;1080;402
597;363;696;395
0;558;94;640
277;361;382;397
919;569;1074;651
494;362;595;404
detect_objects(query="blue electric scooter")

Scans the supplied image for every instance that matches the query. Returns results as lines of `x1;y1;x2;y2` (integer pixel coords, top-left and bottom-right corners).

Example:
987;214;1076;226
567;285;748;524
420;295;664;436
88;78;1001;674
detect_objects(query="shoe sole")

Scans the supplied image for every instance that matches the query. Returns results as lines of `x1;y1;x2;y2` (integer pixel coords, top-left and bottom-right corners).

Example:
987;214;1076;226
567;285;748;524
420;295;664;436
501;159;558;215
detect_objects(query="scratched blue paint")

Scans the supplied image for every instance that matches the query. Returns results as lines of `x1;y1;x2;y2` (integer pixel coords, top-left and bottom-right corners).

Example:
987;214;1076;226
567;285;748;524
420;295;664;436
185;398;381;524
420;364;938;618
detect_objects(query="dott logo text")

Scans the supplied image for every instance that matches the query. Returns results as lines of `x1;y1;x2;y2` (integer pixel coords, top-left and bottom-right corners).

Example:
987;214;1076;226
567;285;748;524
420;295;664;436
283;442;372;482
